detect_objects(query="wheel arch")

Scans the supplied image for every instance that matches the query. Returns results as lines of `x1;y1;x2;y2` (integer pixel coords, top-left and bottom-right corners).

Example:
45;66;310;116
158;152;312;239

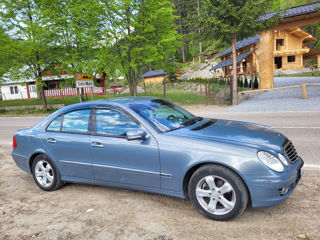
28;152;48;172
182;161;252;205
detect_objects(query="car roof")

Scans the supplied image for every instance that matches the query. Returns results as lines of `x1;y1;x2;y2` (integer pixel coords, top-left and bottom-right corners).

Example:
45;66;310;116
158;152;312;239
57;97;159;112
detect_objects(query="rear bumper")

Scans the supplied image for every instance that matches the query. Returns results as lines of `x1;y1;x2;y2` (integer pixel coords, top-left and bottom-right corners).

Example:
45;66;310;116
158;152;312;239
246;157;304;208
12;152;31;174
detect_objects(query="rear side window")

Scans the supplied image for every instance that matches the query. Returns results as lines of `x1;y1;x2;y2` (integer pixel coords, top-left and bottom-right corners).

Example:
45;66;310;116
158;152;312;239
47;115;62;132
62;109;91;133
96;109;139;136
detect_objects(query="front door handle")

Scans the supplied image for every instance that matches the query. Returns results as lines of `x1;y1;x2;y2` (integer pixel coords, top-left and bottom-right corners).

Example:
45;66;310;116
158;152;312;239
91;142;104;148
47;138;56;143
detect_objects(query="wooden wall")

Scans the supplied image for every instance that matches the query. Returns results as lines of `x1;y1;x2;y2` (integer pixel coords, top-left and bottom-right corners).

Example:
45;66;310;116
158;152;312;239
143;75;165;85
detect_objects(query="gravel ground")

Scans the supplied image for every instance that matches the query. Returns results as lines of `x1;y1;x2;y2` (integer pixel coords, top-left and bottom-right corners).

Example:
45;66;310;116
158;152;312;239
0;144;320;240
227;77;320;112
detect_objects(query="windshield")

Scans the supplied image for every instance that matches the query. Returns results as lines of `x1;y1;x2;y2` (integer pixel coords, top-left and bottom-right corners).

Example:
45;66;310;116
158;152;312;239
128;99;200;132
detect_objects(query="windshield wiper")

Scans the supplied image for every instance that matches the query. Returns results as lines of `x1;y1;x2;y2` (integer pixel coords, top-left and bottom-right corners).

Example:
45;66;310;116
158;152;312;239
165;126;184;133
183;116;202;126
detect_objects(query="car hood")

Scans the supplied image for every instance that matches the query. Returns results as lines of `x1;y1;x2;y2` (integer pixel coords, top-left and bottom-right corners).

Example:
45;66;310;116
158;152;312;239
166;118;286;151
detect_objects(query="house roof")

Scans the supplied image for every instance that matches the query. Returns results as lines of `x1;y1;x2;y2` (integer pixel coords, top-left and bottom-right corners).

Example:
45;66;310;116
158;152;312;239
259;1;320;21
192;53;210;57
140;69;167;78
217;35;260;58
210;50;255;71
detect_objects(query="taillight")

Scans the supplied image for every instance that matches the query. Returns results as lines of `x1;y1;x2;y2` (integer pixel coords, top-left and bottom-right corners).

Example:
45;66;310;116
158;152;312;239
13;136;17;148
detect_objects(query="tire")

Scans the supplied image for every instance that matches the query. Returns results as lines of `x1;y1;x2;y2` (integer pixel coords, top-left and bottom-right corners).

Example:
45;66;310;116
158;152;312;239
188;164;248;221
31;154;64;191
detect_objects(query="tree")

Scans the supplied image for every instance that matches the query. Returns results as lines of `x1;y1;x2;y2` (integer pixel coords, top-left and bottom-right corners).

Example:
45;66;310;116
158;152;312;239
0;0;58;111
198;0;278;105
0;27;15;80
42;0;105;102
97;0;181;96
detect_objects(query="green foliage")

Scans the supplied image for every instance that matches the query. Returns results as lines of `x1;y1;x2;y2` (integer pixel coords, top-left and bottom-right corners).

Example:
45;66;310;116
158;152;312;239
197;0;278;44
96;0;181;96
42;0;104;77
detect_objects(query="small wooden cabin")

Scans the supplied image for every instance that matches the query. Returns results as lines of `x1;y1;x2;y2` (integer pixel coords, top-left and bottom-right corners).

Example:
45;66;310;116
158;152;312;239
140;69;167;84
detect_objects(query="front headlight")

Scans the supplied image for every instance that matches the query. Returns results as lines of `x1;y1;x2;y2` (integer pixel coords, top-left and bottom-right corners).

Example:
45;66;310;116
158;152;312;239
257;151;284;172
278;153;289;166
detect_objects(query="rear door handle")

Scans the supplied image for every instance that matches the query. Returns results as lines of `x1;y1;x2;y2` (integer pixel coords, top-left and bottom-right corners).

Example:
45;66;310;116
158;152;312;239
47;138;56;143
91;142;104;148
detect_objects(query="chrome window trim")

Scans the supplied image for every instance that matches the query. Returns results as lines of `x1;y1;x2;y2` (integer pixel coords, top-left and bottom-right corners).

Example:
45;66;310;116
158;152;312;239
59;160;173;177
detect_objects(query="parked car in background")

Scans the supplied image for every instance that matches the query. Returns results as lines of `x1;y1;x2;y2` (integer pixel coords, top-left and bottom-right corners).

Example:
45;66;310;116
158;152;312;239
12;97;303;221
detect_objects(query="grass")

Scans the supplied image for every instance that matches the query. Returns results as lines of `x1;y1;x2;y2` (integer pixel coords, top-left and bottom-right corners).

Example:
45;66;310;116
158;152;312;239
275;71;320;77
0;108;57;116
0;90;208;115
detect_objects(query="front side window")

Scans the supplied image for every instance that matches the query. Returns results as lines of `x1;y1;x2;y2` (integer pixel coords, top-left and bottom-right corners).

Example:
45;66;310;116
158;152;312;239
95;109;139;136
62;109;90;133
47;115;62;132
128;99;197;132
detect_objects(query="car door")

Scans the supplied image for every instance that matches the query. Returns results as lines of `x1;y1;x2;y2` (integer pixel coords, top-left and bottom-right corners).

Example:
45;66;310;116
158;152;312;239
43;108;93;179
90;107;160;189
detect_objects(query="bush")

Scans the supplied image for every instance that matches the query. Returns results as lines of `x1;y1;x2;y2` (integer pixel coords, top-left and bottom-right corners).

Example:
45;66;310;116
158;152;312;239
254;76;259;89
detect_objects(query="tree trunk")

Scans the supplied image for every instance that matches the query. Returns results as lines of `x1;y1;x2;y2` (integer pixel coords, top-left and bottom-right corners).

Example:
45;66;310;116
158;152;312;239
132;70;137;96
39;84;47;112
180;46;185;63
78;88;84;102
231;34;238;105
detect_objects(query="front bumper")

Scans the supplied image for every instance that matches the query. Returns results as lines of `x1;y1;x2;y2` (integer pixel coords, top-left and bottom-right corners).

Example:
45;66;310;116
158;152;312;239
246;157;304;208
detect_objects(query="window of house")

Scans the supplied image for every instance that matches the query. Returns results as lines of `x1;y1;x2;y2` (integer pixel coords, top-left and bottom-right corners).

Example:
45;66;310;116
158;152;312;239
10;86;18;94
29;85;36;92
95;109;139;136
287;56;295;62
276;39;284;50
48;82;57;89
61;109;91;133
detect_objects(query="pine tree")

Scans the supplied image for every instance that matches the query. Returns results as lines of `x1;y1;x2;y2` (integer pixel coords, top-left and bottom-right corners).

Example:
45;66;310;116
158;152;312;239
244;78;248;88
197;0;278;105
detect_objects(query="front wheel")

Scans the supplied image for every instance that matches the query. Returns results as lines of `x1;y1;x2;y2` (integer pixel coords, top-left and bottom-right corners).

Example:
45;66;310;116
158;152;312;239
188;164;248;221
32;154;64;191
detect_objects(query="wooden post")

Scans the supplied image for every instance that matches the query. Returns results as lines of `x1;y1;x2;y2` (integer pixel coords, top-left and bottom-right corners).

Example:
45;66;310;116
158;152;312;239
259;30;274;89
143;81;146;96
301;84;307;99
205;83;208;105
60;89;65;106
207;79;211;104
163;80;166;99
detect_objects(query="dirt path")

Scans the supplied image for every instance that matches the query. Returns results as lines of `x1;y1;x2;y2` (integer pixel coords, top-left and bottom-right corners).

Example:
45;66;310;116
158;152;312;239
0;145;319;240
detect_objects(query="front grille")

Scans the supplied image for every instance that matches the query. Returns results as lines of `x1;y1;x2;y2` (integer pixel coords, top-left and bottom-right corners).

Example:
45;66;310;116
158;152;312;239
283;140;299;163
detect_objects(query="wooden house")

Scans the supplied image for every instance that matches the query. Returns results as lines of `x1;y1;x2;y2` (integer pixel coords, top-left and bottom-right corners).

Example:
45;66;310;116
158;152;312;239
212;28;319;78
211;1;320;89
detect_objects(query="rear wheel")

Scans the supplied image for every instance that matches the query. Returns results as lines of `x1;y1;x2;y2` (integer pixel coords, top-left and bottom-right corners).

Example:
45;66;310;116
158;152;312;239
32;154;64;191
188;164;248;221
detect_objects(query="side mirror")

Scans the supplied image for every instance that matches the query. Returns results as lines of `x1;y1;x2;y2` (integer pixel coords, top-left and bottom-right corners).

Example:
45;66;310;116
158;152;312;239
126;129;147;141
